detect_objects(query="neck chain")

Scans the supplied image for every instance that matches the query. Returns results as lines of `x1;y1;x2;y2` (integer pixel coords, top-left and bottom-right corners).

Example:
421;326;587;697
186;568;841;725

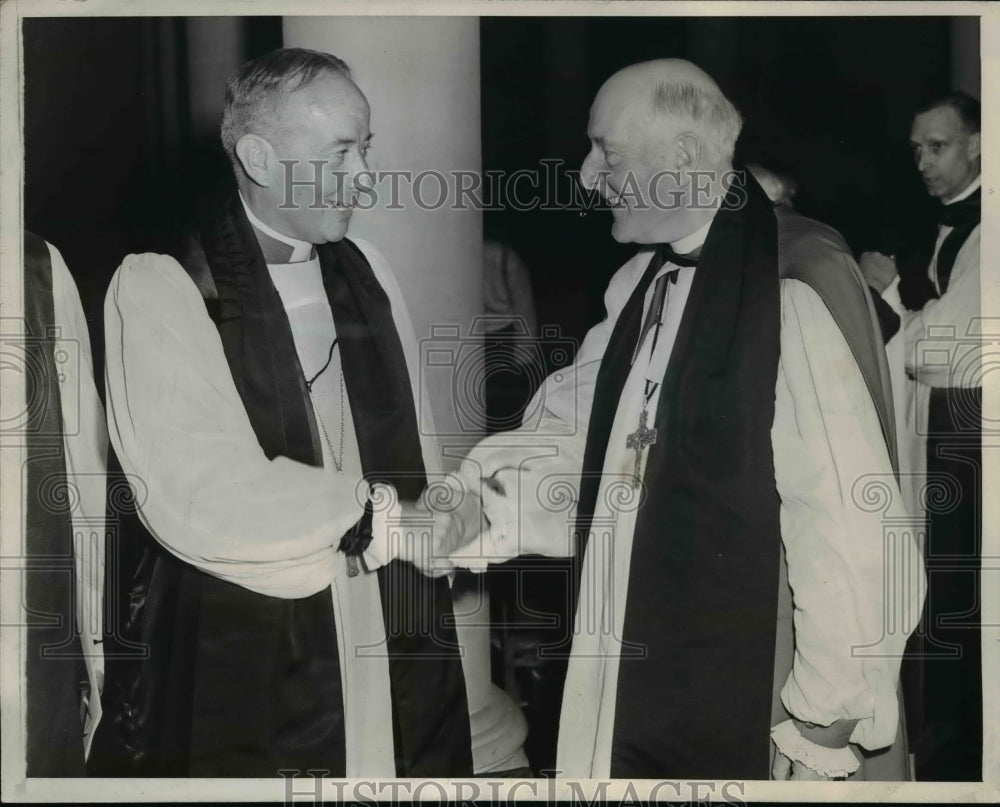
625;268;675;487
306;338;345;473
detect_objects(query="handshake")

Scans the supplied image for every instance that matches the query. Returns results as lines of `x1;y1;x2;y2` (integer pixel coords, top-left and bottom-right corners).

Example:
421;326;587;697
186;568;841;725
387;474;491;578
373;464;576;578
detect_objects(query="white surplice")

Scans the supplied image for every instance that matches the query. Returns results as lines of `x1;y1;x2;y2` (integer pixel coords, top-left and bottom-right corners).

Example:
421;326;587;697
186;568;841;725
46;241;108;759
104;237;442;777
456;232;925;777
879;176;982;519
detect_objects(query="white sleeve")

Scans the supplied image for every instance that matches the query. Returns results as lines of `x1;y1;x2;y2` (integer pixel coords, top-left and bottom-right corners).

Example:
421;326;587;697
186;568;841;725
104;253;368;598
880;229;980;389
49;244;107;642
453;252;652;567
901;229;980;387
48;242;108;752
771;279;926;751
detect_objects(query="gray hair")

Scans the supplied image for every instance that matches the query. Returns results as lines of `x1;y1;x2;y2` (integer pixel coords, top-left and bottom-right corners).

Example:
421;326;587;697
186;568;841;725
651;81;743;166
220;47;351;171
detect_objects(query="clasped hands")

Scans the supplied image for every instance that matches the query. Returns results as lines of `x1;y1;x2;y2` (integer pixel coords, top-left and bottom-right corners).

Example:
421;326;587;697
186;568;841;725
393;475;486;578
392;469;569;576
859;250;898;293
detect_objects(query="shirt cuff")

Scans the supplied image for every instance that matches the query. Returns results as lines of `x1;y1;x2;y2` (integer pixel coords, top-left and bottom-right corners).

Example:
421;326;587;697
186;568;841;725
771;720;861;779
881;274;903;313
363;483;402;571
449;469;514;572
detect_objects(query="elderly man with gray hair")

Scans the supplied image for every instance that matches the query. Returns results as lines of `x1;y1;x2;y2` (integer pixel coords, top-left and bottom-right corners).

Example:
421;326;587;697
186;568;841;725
449;59;925;780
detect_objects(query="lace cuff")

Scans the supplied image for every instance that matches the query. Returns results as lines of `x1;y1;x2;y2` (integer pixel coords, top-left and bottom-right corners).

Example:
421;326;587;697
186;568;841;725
771;720;861;779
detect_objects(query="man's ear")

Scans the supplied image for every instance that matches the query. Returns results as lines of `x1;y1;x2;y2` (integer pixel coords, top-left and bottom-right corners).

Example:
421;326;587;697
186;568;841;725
674;132;703;173
967;131;981;163
234;134;275;187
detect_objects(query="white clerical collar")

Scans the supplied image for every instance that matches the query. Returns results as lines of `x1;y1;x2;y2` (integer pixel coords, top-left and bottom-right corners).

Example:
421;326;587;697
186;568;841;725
945;175;980;205
671;217;714;256
239;192;316;263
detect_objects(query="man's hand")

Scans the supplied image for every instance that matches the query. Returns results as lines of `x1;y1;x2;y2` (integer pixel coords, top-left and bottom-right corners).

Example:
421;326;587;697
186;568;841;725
859;251;898;293
421;476;486;555
393;499;455;578
392;478;487;578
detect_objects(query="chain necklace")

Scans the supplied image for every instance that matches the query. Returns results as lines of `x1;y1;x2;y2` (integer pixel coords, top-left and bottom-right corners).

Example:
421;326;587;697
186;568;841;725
625;269;674;488
306;338;344;473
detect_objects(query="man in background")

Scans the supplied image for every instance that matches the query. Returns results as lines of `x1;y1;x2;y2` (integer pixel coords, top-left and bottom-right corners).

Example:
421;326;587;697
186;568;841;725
861;91;982;781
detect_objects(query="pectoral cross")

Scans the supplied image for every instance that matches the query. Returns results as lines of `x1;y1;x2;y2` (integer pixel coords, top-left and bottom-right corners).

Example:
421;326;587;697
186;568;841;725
625;408;657;488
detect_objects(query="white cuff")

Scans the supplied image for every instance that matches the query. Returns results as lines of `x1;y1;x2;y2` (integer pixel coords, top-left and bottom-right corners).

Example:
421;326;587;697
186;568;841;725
449;469;516;572
771;720;861;779
363;483;402;571
881;274;903;314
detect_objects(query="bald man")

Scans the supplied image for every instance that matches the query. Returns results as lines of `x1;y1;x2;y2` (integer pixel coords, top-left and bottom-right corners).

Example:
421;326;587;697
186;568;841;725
92;48;473;778
451;60;925;780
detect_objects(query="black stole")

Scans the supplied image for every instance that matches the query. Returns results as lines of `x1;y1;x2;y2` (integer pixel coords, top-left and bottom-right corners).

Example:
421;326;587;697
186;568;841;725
191;195;472;777
91;199;472;777
898;188;980;312
576;175;782;778
23;231;87;776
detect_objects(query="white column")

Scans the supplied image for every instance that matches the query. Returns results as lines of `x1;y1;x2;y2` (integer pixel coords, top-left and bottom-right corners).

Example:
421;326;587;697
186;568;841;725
283;16;528;774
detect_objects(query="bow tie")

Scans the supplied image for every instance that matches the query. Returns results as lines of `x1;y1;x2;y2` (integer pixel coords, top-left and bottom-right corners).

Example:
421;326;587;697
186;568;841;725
658;245;699;269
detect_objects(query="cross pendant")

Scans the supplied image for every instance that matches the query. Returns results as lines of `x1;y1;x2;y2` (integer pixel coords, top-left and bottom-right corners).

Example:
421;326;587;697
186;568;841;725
625;408;657;488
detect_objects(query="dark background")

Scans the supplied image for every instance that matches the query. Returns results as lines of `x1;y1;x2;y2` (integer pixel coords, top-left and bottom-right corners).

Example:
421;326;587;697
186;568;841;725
24;17;281;368
25;15;958;363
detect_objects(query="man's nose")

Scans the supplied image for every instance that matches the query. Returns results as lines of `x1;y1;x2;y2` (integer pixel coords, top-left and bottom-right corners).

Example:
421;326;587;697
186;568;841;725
916;152;932;174
579;152;600;191
341;152;370;194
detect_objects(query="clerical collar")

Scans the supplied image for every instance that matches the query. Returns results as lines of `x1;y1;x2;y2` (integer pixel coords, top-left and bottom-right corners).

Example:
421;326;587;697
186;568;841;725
239;192;316;263
665;217;714;263
944;175;980;206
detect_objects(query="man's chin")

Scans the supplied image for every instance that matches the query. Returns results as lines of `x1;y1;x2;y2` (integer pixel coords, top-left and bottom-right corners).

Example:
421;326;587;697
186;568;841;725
609;219;634;244
319;221;351;244
610;221;657;246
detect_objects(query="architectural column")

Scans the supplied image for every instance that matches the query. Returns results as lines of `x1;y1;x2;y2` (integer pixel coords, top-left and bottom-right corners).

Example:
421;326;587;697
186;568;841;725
283;16;528;774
